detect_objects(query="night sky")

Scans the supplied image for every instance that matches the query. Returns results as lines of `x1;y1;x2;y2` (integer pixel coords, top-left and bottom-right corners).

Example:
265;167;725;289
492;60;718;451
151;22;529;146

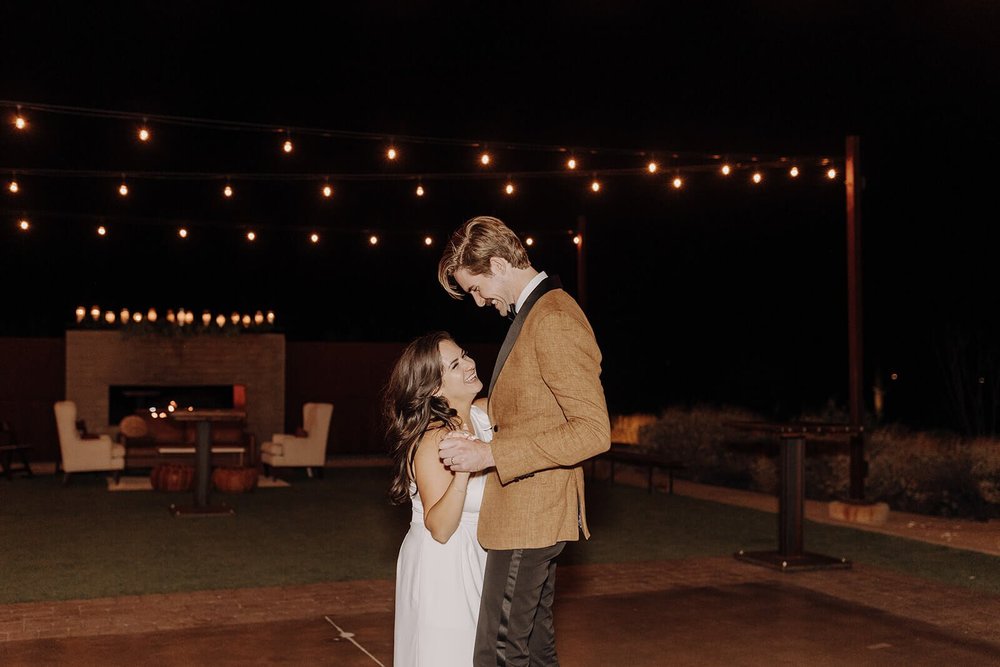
2;3;998;429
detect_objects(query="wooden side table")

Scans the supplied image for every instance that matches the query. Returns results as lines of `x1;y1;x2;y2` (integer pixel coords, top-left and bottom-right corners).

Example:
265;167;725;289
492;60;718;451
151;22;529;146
0;444;34;480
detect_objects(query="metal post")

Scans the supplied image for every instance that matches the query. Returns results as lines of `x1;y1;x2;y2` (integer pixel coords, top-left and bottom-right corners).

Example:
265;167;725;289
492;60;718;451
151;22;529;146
779;436;805;557
195;420;211;508
845;135;866;500
576;215;587;311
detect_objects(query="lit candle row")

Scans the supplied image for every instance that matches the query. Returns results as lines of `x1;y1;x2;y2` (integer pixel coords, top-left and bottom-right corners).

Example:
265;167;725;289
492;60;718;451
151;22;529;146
75;306;276;328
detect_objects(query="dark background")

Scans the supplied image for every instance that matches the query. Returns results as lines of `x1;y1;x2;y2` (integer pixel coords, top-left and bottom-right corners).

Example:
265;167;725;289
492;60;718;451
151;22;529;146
2;2;998;430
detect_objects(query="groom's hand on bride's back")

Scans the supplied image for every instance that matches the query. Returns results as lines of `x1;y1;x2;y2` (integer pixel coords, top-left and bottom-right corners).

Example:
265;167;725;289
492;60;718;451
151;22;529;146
439;431;495;473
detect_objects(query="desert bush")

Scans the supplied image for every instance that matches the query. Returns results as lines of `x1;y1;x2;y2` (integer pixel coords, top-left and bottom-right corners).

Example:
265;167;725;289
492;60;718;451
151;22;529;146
610;412;659;445
623;404;1000;519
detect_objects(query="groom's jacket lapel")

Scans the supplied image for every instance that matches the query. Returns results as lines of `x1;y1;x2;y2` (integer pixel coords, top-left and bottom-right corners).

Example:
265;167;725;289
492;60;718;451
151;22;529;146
488;274;563;397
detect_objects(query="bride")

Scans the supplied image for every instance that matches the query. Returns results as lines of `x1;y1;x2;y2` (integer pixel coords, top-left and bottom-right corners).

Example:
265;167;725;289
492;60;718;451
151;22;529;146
384;331;493;666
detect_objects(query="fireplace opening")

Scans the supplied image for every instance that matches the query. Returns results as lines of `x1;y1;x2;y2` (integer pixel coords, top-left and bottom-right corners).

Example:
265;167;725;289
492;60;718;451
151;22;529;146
109;385;245;424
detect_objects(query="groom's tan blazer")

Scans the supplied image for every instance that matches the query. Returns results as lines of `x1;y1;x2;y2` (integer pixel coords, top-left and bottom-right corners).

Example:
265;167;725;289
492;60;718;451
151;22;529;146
480;278;611;550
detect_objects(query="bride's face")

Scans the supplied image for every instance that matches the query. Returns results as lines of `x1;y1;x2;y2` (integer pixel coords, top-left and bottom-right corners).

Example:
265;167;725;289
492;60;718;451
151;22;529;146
435;339;483;403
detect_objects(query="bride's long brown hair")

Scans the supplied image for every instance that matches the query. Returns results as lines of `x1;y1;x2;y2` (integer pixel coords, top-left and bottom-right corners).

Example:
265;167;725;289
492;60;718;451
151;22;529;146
383;331;463;505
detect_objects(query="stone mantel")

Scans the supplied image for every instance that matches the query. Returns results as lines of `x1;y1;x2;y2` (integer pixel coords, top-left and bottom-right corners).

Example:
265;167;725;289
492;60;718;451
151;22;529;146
65;331;285;446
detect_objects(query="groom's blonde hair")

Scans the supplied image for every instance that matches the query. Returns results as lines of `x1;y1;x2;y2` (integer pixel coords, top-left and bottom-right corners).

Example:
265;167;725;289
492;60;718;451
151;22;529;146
437;216;531;299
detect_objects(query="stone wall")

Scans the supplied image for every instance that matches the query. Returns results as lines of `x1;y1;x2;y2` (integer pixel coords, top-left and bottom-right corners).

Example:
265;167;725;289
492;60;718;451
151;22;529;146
65;331;284;447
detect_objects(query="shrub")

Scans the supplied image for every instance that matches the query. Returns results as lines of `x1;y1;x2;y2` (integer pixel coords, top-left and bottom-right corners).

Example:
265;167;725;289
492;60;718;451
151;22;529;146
625;404;1000;520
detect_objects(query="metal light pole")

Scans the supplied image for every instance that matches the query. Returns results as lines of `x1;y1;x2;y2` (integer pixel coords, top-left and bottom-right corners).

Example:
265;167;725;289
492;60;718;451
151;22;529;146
576;214;587;311
845;135;866;500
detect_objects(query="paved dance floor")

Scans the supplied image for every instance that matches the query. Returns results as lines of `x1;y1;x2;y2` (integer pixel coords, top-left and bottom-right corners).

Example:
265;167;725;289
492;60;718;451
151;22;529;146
2;557;999;666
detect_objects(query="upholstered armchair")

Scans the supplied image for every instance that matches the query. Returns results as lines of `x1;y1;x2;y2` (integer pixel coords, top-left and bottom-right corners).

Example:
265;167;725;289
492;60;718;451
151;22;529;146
54;400;125;484
260;402;333;478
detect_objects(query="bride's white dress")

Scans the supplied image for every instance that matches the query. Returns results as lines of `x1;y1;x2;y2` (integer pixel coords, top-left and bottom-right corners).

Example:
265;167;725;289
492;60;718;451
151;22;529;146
393;405;492;667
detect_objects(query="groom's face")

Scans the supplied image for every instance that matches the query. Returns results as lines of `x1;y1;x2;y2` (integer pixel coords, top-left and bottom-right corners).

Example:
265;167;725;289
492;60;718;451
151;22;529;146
453;266;514;319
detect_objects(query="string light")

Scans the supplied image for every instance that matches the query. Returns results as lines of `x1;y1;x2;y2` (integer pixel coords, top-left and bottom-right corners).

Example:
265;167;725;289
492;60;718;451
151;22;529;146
309;232;320;243
119;308;130;324
246;230;256;241
572;235;581;245
215;314;226;327
2;101;845;245
525;237;534;246
104;311;115;324
423;236;433;246
369;235;379;245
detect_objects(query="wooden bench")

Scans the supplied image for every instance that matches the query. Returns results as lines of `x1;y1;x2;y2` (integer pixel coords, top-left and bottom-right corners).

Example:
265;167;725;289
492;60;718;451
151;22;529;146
591;443;685;494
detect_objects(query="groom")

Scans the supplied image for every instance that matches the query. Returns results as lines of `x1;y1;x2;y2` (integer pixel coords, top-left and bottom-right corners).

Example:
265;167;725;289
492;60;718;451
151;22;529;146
437;215;610;666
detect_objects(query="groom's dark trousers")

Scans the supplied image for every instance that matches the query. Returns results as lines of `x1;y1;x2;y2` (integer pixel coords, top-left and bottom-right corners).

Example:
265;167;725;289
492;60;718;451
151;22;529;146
474;542;566;667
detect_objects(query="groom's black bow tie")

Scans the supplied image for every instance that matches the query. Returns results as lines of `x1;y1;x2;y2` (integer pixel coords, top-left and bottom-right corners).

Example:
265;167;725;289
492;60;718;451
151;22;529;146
506;304;517;322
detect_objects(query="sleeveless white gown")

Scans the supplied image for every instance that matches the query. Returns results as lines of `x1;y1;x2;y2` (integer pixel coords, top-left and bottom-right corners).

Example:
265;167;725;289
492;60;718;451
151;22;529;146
393;405;492;667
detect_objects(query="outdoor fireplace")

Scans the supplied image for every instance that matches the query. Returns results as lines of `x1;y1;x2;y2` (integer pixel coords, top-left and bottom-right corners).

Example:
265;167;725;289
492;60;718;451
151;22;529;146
65;330;284;446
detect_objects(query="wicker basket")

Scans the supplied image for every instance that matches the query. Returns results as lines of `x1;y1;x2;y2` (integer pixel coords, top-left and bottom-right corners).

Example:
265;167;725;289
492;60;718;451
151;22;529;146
150;463;195;492
212;466;259;493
